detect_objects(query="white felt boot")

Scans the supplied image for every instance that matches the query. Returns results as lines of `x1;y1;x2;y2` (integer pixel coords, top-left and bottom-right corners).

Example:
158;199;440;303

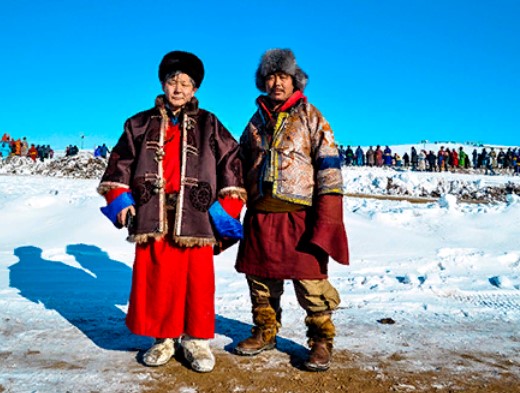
142;338;176;367
181;336;215;373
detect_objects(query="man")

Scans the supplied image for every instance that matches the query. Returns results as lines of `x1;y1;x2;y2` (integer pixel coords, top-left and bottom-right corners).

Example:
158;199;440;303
236;49;349;371
98;51;245;373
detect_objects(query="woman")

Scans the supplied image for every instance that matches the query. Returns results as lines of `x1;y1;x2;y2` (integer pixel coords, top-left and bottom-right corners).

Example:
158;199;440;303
98;51;245;372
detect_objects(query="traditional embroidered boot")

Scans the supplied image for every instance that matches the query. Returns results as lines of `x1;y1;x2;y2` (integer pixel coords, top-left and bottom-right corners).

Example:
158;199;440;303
303;313;336;371
142;338;176;367
234;306;278;356
181;336;215;373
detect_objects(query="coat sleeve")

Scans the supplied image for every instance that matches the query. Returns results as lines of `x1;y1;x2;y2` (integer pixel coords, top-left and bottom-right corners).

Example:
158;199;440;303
97;119;137;195
308;105;344;196
307;105;348;264
213;116;247;202
309;194;349;265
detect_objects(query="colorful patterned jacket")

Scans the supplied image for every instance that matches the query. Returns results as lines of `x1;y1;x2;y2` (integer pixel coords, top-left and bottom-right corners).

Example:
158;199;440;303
98;95;245;246
240;94;344;207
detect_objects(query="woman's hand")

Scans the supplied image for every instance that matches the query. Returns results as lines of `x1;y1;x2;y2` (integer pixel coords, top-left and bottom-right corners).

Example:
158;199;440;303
117;205;136;227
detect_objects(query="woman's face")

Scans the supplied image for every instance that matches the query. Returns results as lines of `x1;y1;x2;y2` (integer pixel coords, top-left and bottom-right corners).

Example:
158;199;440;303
162;72;197;110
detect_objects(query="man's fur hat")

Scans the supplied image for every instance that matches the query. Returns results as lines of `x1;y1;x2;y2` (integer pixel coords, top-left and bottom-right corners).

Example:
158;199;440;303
158;51;204;88
255;49;308;92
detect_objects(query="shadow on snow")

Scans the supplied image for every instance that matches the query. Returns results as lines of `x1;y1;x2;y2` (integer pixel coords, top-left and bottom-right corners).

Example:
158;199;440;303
9;244;306;363
9;244;151;351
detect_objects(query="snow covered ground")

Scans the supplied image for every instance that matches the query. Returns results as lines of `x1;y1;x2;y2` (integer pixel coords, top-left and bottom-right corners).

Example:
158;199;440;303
0;157;519;392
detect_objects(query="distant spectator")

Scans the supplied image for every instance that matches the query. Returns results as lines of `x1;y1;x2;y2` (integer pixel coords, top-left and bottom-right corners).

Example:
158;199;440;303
98;143;110;158
338;145;346;165
394;153;402;167
66;145;79;157
450;148;458;168
411;146;418;170
383;146;392;166
402;152;410;167
505;148;514;169
0;141;10;160
437;147;444;172
458;147;468;169
43;145;53;159
20;137;29;157
366;146;375;167
497;148;505;169
345;145;354;166
443;148;450;170
354;146;364;166
472;149;478;169
375;145;383;167
14;139;22;156
489;148;497;168
28;144;38;161
427;150;436;172
418;150;426;171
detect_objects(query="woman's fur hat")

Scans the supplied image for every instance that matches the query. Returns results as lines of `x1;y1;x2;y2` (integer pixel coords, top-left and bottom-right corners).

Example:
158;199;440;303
255;49;308;92
158;51;205;88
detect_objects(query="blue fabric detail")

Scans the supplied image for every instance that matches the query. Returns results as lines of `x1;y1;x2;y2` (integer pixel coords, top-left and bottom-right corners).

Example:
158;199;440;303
317;156;341;170
100;192;135;226
208;201;243;240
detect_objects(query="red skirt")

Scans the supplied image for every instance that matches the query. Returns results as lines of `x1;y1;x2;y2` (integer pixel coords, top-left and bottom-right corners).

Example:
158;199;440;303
126;239;215;339
235;209;329;280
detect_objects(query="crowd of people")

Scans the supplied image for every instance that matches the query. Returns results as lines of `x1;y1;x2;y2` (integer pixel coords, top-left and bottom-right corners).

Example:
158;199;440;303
338;144;520;175
0;133;113;162
1;133;54;162
3;132;518;177
93;143;110;158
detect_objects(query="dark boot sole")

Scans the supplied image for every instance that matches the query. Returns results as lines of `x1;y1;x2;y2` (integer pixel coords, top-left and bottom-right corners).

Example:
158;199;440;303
234;342;276;356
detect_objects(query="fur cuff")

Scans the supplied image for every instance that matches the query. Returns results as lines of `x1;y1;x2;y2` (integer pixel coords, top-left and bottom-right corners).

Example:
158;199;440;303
219;186;247;203
305;314;336;340
97;181;130;196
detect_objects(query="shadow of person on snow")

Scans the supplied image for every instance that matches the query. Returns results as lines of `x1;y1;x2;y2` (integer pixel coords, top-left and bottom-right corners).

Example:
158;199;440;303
215;314;308;368
9;244;152;351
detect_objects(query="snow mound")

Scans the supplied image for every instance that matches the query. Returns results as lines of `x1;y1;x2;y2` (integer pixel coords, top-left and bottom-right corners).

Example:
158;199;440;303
0;153;107;179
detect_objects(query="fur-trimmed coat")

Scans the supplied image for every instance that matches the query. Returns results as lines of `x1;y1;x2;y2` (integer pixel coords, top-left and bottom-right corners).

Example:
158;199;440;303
240;96;344;207
98;95;245;246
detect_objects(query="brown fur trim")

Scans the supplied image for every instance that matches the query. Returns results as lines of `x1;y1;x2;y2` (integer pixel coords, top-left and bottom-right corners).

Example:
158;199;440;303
130;232;164;244
219;186;247;203
252;306;279;341
253;306;278;327
172;236;217;248
155;95;166;109
305;314;336;341
97;181;130;195
129;233;216;247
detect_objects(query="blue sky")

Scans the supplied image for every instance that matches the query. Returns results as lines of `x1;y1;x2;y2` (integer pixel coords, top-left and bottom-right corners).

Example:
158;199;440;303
1;0;519;150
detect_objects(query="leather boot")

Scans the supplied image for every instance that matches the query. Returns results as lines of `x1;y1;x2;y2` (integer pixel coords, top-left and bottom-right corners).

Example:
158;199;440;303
305;338;333;371
303;313;336;371
235;306;278;356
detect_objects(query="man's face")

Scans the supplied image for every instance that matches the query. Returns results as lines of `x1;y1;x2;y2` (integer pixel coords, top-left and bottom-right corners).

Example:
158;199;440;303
162;73;197;110
265;72;295;103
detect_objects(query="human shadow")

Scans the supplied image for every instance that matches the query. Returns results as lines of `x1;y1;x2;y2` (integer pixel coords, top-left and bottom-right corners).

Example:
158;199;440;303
215;314;309;368
9;244;151;351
